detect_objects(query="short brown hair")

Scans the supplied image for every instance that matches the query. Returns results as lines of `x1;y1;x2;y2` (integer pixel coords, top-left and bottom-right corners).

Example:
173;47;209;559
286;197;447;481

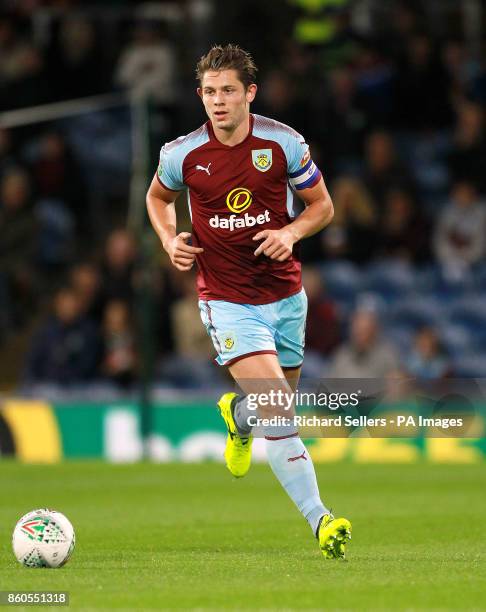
196;44;257;89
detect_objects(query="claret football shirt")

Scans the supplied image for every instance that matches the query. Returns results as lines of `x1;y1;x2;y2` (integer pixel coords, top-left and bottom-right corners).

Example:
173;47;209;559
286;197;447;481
157;113;322;305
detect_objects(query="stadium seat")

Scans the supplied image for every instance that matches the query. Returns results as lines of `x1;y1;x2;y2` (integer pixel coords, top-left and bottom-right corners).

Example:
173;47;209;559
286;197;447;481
157;356;225;389
388;296;444;329
452;352;486;377
417;264;476;299
36;199;75;267
362;260;415;302
385;325;414;357
402;131;450;205
319;261;362;304
300;350;329;378
473;266;486;292
446;297;486;331
436;323;475;357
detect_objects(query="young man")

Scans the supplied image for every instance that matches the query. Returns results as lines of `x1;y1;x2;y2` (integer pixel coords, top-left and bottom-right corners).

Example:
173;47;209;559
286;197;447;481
146;44;351;559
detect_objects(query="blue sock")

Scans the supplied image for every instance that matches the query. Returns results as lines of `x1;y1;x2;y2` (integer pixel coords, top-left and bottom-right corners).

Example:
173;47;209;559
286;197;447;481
233;396;254;437
265;432;329;535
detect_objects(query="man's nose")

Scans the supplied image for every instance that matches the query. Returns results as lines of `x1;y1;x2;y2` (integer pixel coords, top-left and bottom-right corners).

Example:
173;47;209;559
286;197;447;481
214;92;225;105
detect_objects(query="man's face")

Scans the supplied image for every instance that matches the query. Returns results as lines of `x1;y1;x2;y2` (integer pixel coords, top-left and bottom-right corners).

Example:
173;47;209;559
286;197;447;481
55;291;80;325
198;69;256;131
351;311;377;351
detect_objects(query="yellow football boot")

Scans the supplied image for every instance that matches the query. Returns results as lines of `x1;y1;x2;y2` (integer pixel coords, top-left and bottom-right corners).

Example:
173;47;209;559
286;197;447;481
217;392;253;478
318;514;352;559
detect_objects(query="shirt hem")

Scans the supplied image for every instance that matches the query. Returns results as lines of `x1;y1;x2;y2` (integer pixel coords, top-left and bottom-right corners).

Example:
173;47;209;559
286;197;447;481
198;284;303;306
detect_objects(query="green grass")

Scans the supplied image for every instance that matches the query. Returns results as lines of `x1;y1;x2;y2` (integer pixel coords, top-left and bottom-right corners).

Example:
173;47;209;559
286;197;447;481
0;461;485;611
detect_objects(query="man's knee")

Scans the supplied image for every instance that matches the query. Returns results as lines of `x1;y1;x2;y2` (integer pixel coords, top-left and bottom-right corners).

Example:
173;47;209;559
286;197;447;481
247;382;295;419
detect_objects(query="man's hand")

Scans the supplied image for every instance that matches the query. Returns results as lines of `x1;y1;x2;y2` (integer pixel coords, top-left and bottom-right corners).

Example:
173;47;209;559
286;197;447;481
166;232;204;271
253;227;297;261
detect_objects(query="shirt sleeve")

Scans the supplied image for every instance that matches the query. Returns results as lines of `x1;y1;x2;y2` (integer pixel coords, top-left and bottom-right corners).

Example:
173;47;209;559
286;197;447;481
156;143;185;191
286;133;322;191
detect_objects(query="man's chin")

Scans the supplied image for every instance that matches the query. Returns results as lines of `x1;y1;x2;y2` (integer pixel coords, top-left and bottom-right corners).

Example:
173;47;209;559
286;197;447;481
213;117;233;130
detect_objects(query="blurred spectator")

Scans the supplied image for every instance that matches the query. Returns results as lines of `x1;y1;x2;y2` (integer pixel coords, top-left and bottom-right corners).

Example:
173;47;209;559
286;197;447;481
405;327;451;380
317;67;366;175
284;42;315;84
30;131;87;236
35;196;75;273
46;16;103;100
354;45;395;128
159;271;218;389
308;4;360;67
362;130;414;210
376;188;430;263
171;272;213;359
302;266;340;356
100;228;137;307
441;39;474;106
0;167;36;264
447;101;486;193
329;307;399;378
383;368;414;403
28;134;81;273
100;300;138;388
0;16;48;109
69;262;103;322
115;21;176;105
25;287;100;385
0;168;38;328
393;33;452;130
255;70;305;134
323;176;377;263
434;181;486;276
381;2;422;61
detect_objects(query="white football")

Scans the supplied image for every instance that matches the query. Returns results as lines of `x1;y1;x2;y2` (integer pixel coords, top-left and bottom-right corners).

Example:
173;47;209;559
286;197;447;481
12;509;75;568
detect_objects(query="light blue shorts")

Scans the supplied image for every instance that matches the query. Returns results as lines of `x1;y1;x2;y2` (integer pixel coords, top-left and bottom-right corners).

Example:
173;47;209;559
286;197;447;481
199;289;307;368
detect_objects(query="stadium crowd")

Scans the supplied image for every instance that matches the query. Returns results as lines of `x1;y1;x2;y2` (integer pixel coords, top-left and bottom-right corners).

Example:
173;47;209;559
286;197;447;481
1;0;486;393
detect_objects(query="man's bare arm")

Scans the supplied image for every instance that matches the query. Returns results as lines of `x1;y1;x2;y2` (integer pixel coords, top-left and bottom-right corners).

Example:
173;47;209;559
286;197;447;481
287;176;334;240
253;177;334;261
146;174;203;271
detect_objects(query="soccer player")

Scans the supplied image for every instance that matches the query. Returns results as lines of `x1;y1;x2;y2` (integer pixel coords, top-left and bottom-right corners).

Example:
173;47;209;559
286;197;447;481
146;44;351;559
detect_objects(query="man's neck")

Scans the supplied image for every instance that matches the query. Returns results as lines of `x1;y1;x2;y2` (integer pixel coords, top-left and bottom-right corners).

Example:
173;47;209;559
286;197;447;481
212;114;251;147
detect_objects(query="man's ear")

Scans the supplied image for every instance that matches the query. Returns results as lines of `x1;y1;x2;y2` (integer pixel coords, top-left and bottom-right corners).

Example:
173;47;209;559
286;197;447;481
197;87;203;99
246;83;257;103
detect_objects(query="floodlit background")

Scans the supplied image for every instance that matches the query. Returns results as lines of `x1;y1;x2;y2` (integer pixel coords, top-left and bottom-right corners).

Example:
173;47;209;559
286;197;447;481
0;0;485;462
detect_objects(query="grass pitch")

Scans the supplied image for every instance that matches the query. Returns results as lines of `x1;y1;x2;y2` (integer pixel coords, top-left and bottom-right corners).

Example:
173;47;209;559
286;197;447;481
0;461;485;611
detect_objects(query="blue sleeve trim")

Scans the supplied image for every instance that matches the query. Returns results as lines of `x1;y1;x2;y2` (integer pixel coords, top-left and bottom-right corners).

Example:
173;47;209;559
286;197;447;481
294;170;321;191
289;157;313;179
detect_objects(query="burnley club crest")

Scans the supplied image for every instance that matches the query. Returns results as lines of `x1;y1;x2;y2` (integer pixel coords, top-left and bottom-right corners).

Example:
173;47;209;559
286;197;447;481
252;149;272;172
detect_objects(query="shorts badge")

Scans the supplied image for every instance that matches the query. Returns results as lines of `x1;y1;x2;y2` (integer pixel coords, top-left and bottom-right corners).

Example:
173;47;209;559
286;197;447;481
222;332;236;351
